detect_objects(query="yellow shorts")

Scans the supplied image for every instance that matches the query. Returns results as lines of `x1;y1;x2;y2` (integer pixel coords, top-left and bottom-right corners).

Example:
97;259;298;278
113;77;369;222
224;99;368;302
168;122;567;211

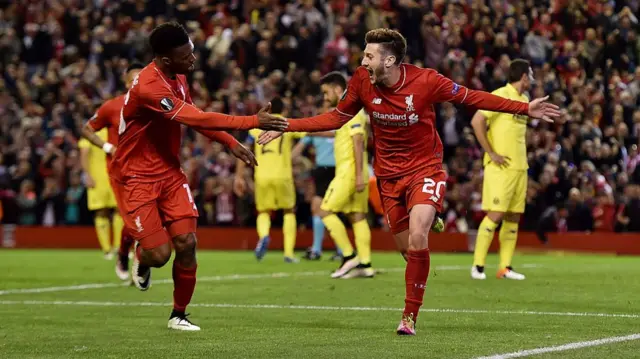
255;177;295;212
87;183;118;211
321;175;369;214
481;165;527;213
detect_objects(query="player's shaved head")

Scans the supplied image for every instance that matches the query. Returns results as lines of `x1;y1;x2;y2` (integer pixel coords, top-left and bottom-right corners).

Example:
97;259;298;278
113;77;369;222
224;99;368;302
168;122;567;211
364;29;407;65
126;62;145;73
270;97;284;114
124;62;144;88
149;22;190;56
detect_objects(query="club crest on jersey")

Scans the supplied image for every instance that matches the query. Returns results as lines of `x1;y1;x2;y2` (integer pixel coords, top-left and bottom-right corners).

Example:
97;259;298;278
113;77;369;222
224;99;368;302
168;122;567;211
160;97;174;112
405;94;415;112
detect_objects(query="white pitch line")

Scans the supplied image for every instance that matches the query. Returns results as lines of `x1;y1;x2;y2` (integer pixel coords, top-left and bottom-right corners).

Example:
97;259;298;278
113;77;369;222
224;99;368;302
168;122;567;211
0;300;637;320
0;263;541;296
474;333;640;359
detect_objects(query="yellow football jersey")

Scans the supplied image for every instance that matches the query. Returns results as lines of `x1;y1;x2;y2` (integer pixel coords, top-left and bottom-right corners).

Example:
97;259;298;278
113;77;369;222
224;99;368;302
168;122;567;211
333;109;368;177
248;116;305;180
78;128;110;186
480;84;529;170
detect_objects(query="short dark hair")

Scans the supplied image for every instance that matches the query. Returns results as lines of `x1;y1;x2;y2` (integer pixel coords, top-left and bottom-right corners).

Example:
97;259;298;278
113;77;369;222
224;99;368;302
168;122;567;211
270;96;284;114
508;59;531;83
149;22;190;56
320;71;347;90
365;28;407;65
126;62;145;73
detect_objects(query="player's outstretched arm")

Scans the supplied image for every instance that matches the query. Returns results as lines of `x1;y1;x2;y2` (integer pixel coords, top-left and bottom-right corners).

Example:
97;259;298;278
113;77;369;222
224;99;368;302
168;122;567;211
425;70;561;121
143;85;288;131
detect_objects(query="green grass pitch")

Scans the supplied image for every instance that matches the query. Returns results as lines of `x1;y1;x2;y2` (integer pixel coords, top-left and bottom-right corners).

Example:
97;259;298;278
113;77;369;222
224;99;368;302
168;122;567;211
0;250;639;359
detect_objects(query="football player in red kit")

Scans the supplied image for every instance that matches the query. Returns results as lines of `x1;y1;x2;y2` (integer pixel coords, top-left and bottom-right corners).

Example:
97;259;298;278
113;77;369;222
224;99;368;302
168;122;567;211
258;28;560;335
81;62;144;281
111;22;287;331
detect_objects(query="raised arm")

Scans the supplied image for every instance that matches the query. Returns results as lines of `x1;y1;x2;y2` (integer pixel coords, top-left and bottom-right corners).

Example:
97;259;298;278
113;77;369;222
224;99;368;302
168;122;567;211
424;69;560;121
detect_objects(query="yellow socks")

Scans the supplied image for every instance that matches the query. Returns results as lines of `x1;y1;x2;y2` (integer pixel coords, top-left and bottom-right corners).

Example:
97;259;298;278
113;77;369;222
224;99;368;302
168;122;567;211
352;219;371;265
473;216;498;267
323;214;354;257
283;213;297;258
112;212;124;250
256;212;271;239
94;216;112;253
499;221;519;269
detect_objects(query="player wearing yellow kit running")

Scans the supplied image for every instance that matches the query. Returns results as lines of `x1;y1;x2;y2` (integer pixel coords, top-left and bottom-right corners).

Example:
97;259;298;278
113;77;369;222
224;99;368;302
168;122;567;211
234;97;305;262
471;59;537;280
313;72;373;279
79;128;122;259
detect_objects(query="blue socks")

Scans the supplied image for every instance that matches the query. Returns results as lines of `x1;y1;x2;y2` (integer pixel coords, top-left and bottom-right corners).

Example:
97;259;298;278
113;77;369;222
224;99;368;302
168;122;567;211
311;216;325;254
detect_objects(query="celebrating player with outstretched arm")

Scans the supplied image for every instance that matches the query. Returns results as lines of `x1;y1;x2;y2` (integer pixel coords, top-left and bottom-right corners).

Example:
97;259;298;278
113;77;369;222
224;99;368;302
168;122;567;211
258;28;561;336
111;22;287;331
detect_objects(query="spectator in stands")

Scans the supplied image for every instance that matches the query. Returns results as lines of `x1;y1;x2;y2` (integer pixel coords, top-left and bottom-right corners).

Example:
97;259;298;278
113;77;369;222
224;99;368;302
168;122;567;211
1;0;639;234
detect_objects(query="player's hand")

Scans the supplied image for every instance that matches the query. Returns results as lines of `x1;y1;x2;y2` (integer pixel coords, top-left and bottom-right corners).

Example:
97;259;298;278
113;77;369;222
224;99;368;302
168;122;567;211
230;143;258;167
85;175;95;188
489;152;510;168
257;102;289;131
355;175;366;192
528;96;561;123
257;130;284;145
233;176;246;197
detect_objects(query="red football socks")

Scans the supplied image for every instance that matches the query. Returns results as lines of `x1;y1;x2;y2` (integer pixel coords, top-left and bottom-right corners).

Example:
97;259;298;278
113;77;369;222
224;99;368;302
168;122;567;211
403;248;431;321
172;261;197;312
118;233;134;258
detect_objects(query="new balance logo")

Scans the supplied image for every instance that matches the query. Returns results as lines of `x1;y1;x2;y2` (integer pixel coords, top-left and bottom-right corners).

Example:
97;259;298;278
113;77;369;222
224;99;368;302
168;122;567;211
372;98;382;104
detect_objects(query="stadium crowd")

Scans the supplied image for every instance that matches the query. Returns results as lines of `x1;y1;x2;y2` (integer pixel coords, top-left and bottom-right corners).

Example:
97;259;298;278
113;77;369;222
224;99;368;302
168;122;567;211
1;0;640;240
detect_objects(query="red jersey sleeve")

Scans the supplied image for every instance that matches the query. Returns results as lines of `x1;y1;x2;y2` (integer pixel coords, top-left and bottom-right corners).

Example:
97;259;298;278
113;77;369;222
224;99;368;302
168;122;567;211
140;82;260;130
87;101;113;132
180;76;240;148
287;67;366;132
423;69;529;115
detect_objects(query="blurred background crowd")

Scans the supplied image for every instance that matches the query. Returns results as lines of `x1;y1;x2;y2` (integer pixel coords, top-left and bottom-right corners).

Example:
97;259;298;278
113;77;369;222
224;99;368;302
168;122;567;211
1;0;640;236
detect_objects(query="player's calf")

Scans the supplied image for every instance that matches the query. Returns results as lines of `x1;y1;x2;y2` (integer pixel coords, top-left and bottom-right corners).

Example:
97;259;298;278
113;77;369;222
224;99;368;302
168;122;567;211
170;232;199;330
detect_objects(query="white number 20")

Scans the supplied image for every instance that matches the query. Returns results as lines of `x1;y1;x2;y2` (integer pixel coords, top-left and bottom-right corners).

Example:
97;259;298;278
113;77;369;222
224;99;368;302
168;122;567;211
422;178;446;201
183;183;197;210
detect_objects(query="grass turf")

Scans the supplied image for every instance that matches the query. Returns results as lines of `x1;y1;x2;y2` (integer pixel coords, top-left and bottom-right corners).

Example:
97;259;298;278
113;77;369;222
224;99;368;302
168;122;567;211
0;250;638;359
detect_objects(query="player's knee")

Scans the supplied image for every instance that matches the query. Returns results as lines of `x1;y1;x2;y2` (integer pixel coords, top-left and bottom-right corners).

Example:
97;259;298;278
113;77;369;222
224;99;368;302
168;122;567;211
504;212;520;223
96;209;110;218
350;212;366;223
317;207;331;218
144;244;171;267
487;211;505;223
173;232;197;255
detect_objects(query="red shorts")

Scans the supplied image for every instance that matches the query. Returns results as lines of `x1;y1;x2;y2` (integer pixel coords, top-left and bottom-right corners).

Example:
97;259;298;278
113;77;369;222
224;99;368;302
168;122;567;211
112;171;198;249
377;164;448;234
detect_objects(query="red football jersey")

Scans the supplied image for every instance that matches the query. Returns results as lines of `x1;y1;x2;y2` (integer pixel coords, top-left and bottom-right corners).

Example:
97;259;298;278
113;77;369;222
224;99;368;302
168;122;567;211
288;65;529;179
87;95;124;167
111;63;259;182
